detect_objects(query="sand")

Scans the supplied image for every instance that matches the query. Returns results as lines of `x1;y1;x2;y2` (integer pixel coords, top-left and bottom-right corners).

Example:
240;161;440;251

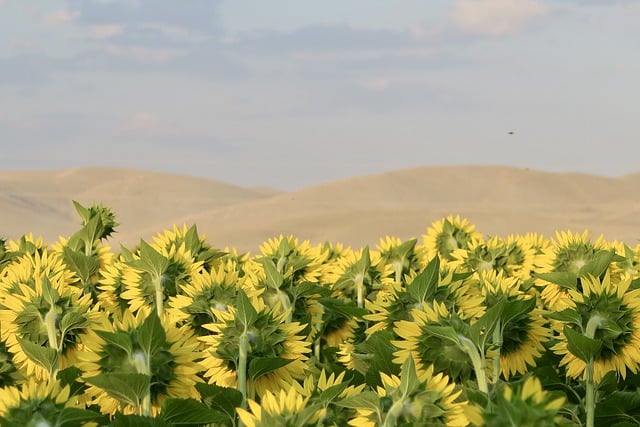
2;166;639;254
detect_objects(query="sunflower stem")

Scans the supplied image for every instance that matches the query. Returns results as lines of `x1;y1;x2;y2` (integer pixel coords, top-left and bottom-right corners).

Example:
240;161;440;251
492;319;502;383
586;360;595;427
238;330;249;410
44;305;60;377
459;335;488;395
383;398;405;427
154;273;164;317
356;276;364;309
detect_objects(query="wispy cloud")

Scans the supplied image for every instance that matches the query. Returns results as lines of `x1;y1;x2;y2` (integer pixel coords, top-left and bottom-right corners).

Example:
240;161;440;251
124;112;174;137
89;24;123;39
452;0;548;36
103;44;184;62
42;9;81;25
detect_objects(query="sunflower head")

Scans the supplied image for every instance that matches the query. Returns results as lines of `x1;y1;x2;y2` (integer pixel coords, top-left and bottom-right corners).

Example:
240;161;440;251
237;385;318;427
481;376;568;427
420;215;483;263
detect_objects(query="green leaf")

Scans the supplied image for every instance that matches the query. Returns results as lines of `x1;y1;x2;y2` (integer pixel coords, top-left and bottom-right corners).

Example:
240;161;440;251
258;258;284;290
318;297;368;318
549;308;583;326
182;225;202;255
236;289;258;328
248;357;293;381
336;391;381;412
160;398;228;426
501;298;536;329
57;366;85;399
399;357;420;397
60;311;90;339
563;325;602;362
535;272;578;289
319;381;351;405
40;276;59;307
17;338;58;375
421;325;462;346
84;373;150;409
359;330;399;384
334;247;371;290
579;249;615;278
62;247;100;284
109;414;171;427
137;312;166;360
291;282;330;299
407;256;440;303
132;240;169;278
195;383;242;423
470;301;505;349
56;407;106;427
95;331;133;355
73;200;91;223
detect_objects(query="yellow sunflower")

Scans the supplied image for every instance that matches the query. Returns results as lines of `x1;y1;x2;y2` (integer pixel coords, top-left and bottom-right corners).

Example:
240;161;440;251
551;272;640;382
0;378;101;425
79;310;201;416
419;215;483;264
199;297;311;398
348;361;470;427
375;236;421;286
0;249;96;380
237;384;315;427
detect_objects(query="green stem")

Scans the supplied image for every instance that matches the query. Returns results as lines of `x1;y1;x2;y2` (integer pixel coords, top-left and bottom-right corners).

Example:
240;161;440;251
383;398;405;427
238;330;249;410
356;276;364;309
44;306;60;377
154;273;164;317
586;360;595;427
492;320;502;383
393;261;403;285
584;314;603;427
459;336;488;395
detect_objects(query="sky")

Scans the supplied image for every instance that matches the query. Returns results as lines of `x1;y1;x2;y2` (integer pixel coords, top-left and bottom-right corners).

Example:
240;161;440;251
1;0;639;190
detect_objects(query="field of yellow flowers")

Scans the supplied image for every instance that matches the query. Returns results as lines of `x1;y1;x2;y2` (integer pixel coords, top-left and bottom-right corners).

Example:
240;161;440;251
1;201;639;426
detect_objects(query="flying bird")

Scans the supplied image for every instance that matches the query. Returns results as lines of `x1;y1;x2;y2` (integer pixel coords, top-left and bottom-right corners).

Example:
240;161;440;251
507;131;515;135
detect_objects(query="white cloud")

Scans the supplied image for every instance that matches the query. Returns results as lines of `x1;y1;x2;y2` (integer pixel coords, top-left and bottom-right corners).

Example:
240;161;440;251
104;44;184;62
42;9;81;25
360;78;391;91
124;112;169;136
90;25;123;39
452;0;548;36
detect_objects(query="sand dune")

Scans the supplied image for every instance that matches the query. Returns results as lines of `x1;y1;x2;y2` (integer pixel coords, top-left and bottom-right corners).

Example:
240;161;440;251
2;165;639;253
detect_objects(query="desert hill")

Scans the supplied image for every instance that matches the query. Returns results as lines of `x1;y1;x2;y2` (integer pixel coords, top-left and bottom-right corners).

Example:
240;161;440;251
2;166;639;253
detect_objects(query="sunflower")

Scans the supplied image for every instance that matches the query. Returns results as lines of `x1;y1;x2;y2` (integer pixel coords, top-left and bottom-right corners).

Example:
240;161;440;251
166;264;248;336
535;230;608;310
257;235;326;284
449;237;507;277
477;271;552;380
375;236;421;286
480;376;568;426
0;249;96;380
419;215;483;264
348;360;471;427
237;384;316;427
120;240;204;317
151;224;228;271
393;301;477;383
551;272;640;382
79;310;201;416
0;378;101;426
606;240;640;280
199;297;311;398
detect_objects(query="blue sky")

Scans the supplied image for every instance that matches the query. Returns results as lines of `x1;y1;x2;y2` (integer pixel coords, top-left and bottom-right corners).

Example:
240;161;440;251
1;0;639;189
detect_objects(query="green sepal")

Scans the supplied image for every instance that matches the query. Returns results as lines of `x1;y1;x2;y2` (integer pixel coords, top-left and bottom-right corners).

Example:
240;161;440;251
236;289;258;328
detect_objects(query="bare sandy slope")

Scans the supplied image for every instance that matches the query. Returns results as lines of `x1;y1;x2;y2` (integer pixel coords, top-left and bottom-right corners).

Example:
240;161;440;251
2;166;639;253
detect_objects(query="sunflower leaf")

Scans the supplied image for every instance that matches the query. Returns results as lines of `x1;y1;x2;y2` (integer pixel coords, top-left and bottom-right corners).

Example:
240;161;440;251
336;391;381;412
318;297;368;318
17;338;58;375
95;331;133;355
84;373;150;409
579;249;615;279
549;309;583;326
563;325;602;362
421;325;461;346
320;381;351;405
160;398;228;425
56;407;106;427
132;240;169;278
236;289;258;328
534;272;578;289
195;383;242;423
248;356;293;381
407;256;440;304
399;357;421;398
470;301;504;349
60;311;90;340
137;312;166;359
109;414;171;427
501;298;536;329
257;258;284;290
62;246;100;284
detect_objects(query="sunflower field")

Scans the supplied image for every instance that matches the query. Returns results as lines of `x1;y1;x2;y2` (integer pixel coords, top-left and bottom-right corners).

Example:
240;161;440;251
1;201;640;426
